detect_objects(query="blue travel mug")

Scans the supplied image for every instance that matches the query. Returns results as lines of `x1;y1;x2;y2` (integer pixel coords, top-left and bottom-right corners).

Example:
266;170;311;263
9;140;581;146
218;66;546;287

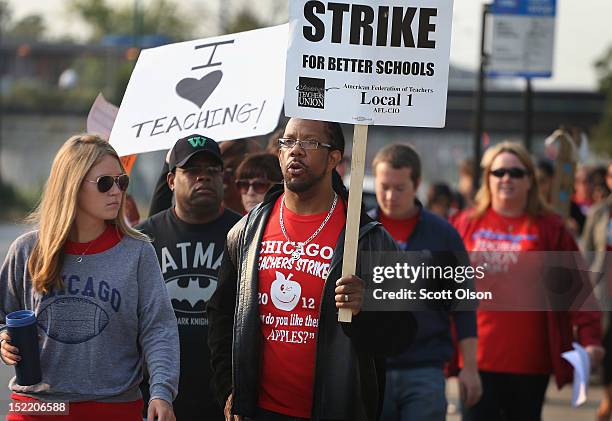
6;310;42;386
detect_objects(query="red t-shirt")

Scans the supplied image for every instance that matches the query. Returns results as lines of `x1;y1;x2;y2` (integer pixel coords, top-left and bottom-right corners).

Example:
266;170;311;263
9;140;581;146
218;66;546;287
378;210;419;249
7;394;142;421
460;208;552;374
257;194;346;418
64;224;122;255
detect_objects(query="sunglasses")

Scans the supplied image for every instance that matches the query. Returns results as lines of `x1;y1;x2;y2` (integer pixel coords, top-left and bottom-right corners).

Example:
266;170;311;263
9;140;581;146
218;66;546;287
490;167;528;179
236;179;272;194
85;174;130;193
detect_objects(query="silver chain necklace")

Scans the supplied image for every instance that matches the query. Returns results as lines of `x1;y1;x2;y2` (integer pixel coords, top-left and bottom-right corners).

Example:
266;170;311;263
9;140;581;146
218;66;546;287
279;192;338;262
75;240;95;263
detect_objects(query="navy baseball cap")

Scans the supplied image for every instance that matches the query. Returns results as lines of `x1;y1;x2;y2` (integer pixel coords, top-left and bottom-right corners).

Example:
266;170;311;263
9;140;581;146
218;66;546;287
168;134;223;171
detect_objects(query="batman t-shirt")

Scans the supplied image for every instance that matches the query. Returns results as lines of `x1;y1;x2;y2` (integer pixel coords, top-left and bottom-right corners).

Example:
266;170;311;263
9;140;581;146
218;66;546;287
137;207;241;420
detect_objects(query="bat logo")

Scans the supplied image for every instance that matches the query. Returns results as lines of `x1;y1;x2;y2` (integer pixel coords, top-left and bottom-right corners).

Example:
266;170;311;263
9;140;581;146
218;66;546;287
165;274;217;314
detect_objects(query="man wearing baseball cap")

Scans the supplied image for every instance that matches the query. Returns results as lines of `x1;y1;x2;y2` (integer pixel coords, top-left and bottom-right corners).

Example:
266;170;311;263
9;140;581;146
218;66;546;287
138;134;242;421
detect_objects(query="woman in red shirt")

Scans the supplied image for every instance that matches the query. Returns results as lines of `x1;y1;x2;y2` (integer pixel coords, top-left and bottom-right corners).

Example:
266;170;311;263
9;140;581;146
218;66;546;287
453;141;603;421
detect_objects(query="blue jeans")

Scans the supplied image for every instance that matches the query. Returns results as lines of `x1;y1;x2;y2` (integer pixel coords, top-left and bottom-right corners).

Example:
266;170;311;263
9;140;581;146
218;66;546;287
381;366;447;421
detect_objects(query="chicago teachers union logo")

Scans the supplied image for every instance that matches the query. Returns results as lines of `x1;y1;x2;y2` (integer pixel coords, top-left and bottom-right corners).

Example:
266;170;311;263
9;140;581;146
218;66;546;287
297;77;325;109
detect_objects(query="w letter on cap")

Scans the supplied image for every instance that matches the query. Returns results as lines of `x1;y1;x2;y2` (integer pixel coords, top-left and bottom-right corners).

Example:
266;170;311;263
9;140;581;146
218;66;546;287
188;136;207;147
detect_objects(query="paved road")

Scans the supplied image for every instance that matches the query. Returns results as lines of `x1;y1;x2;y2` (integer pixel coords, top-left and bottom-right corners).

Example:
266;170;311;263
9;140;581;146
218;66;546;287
0;223;28;262
0;223;607;419
0;223;30;409
446;377;603;420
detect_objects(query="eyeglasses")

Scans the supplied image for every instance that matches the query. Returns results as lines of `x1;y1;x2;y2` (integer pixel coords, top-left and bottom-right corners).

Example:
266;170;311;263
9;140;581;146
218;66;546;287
490;167;528;179
236;179;272;194
278;138;333;150
85;174;130;193
178;165;223;177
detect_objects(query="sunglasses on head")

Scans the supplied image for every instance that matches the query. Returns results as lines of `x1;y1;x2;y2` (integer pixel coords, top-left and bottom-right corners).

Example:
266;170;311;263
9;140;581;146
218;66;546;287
85;174;130;193
490;167;528;179
236;179;272;194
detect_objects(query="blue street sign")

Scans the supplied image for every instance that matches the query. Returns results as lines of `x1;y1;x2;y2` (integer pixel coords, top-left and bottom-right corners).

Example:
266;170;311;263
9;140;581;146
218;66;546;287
488;0;557;78
492;0;556;17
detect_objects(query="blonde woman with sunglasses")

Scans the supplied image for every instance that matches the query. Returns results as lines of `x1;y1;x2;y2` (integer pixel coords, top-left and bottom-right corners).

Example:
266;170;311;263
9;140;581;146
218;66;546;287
452;141;602;421
0;134;179;421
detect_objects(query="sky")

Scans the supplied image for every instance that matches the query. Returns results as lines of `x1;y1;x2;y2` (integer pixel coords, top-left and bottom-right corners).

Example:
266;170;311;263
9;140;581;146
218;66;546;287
7;0;612;91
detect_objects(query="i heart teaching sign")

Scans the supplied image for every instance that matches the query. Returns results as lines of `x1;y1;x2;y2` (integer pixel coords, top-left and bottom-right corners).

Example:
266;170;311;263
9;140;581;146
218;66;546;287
110;24;288;156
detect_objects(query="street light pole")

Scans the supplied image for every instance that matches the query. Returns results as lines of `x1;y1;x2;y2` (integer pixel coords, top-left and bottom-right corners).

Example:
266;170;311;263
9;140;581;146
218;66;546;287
472;3;491;192
523;77;533;152
133;0;142;48
219;0;230;34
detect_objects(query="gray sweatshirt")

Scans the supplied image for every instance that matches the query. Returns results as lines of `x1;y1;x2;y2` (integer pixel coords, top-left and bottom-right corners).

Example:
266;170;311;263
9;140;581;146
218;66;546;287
0;231;179;404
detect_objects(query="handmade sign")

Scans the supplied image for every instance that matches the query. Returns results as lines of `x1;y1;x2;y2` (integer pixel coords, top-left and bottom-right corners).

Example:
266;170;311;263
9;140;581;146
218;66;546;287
110;24;288;156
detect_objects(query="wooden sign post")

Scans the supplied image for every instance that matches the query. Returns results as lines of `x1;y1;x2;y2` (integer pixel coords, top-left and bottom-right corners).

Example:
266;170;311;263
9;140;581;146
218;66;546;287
338;125;368;322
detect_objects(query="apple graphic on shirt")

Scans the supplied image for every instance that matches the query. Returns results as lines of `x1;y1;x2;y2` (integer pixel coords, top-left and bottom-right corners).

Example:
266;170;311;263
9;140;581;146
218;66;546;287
270;272;301;312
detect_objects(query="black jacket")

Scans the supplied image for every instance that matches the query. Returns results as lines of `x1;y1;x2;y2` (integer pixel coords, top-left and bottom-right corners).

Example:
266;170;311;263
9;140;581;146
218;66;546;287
208;182;417;421
368;204;476;368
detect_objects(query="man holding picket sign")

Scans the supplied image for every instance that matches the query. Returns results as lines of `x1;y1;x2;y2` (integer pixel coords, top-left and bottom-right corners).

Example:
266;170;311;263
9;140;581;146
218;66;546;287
283;0;454;330
208;117;415;420
108;0;454;417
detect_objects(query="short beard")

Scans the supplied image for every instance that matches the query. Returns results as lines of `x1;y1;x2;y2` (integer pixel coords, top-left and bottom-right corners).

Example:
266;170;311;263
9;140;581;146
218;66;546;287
284;169;326;193
285;179;319;193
